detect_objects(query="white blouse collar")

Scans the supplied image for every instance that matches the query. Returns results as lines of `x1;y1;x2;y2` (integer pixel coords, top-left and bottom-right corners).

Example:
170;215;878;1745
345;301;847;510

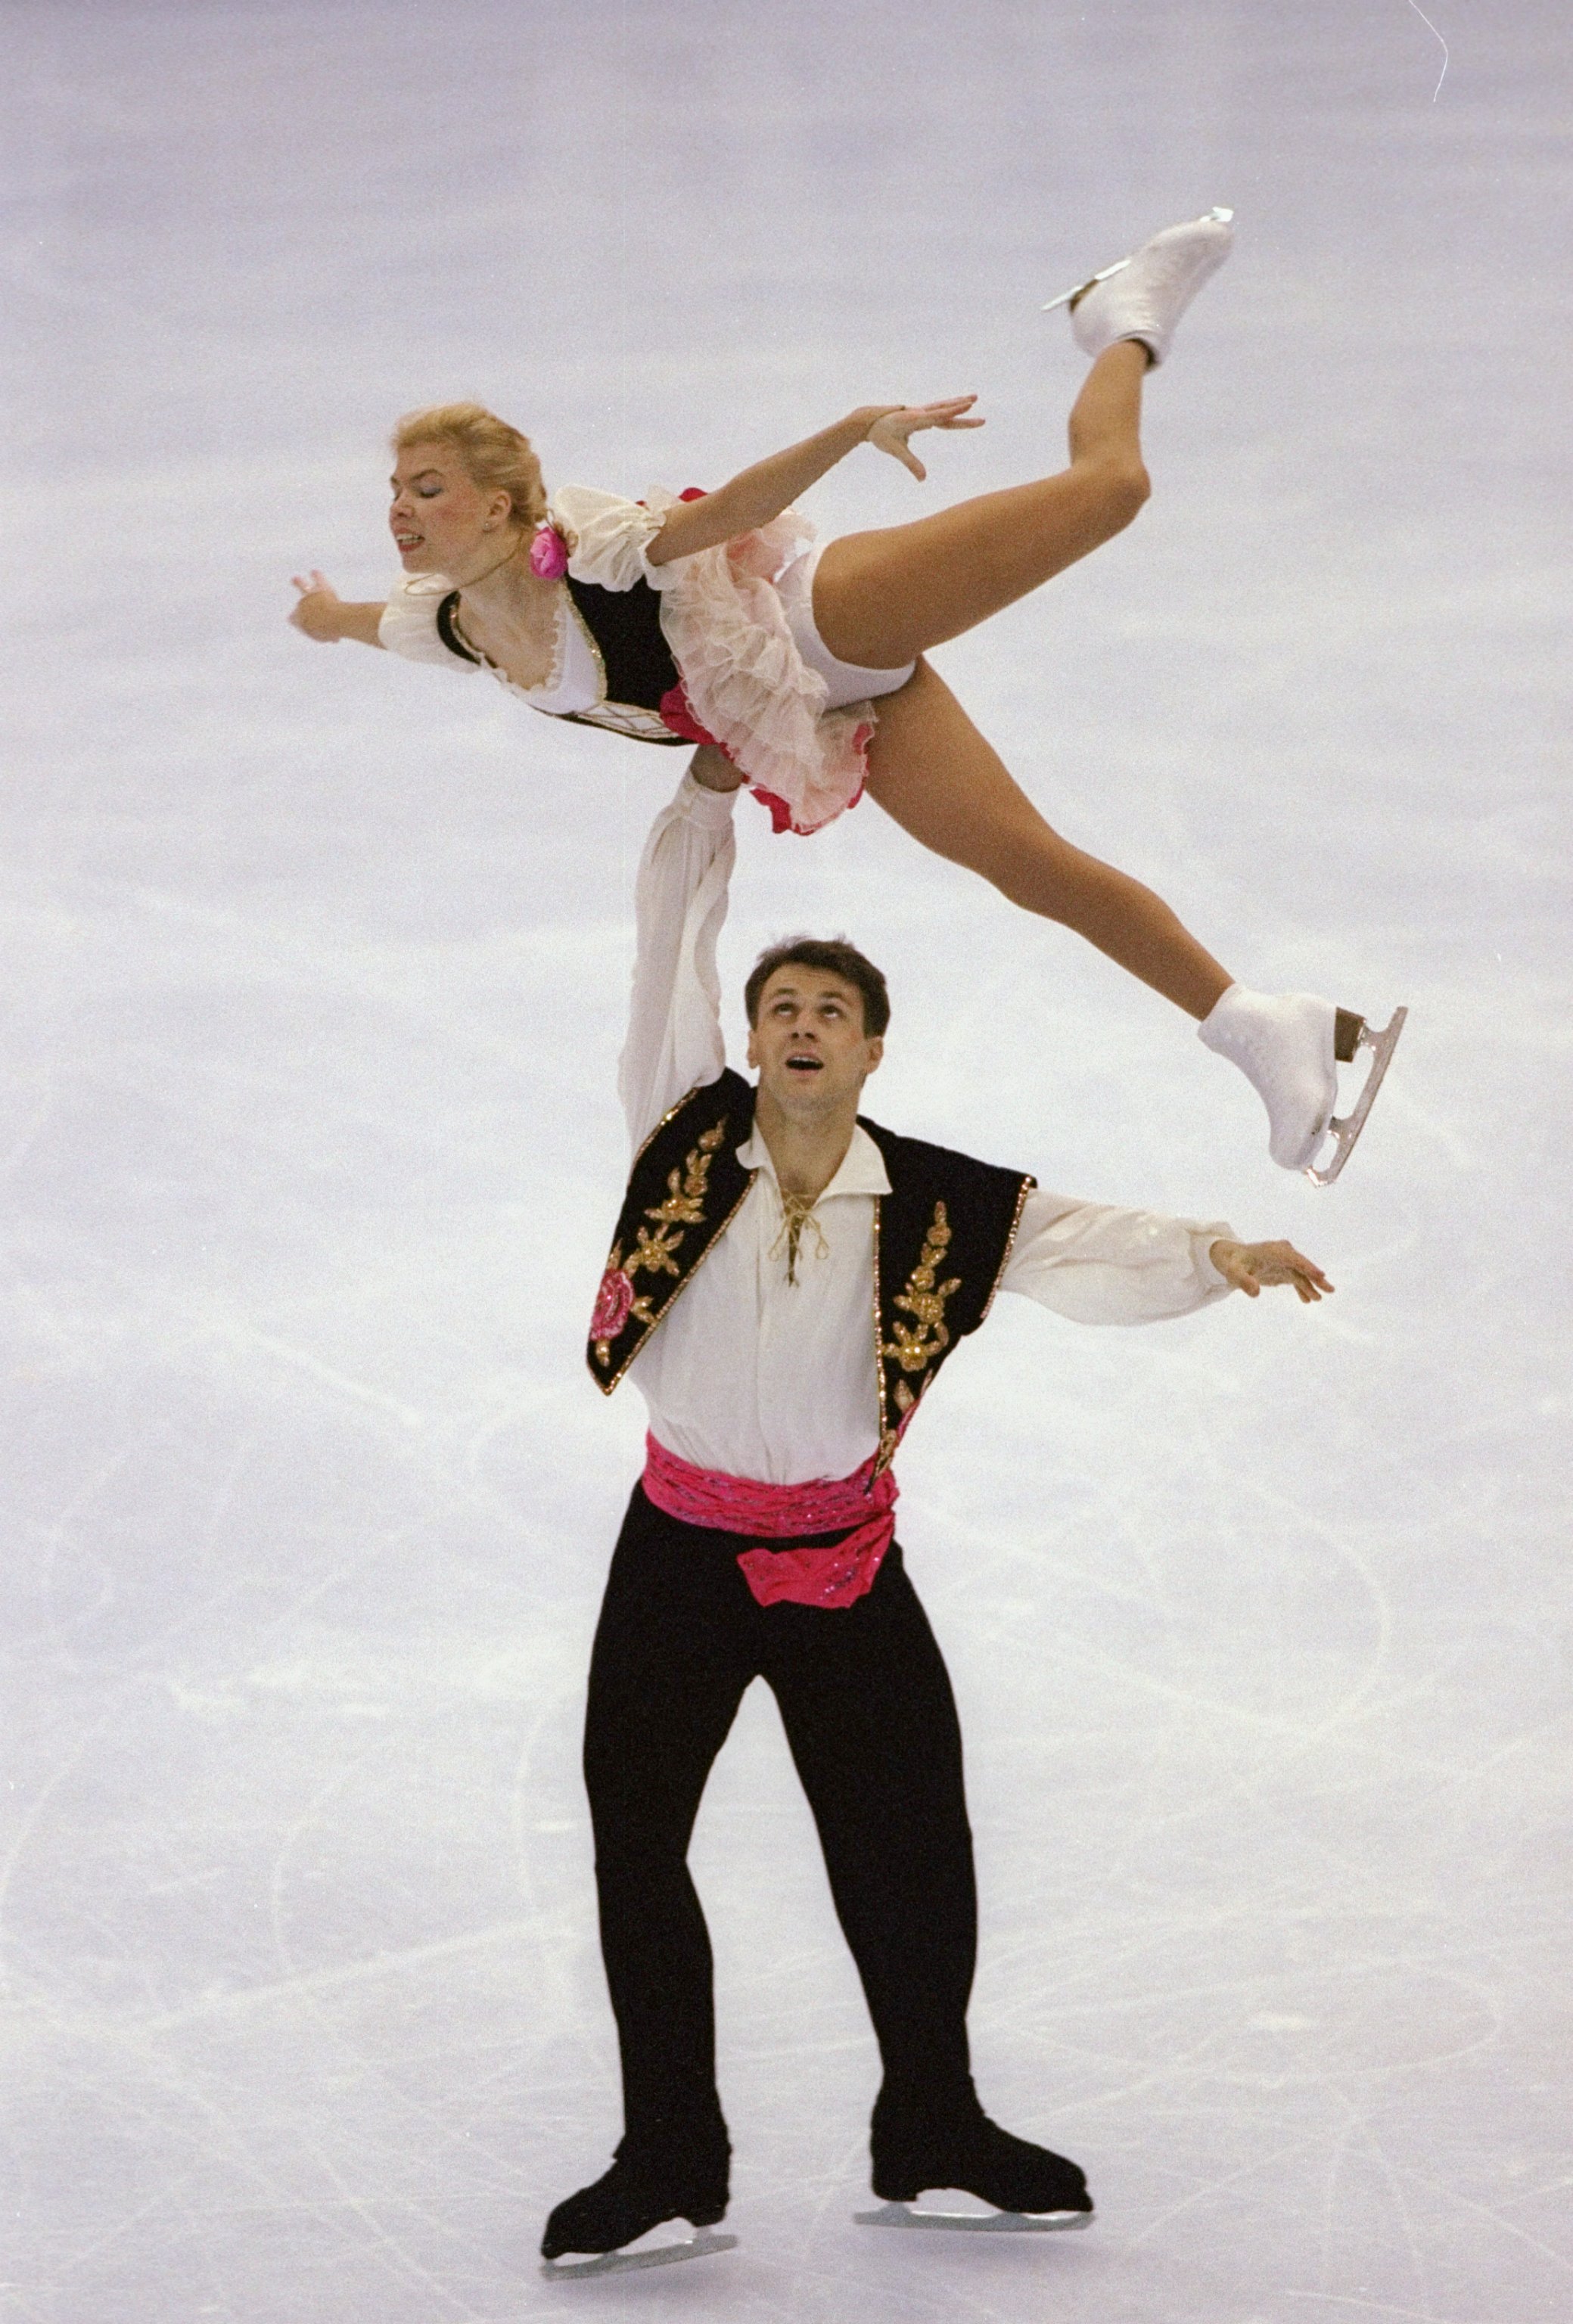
736;1120;891;1199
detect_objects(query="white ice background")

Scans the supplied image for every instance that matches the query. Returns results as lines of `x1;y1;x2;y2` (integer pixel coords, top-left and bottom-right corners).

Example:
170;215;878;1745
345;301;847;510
3;3;1569;2319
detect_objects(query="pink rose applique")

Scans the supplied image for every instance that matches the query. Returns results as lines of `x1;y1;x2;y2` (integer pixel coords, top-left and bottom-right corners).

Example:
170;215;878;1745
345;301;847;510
592;1266;636;1341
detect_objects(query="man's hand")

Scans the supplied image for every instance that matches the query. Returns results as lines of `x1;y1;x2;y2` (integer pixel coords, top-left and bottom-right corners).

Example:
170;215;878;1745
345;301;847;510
861;396;985;482
1209;1238;1333;1304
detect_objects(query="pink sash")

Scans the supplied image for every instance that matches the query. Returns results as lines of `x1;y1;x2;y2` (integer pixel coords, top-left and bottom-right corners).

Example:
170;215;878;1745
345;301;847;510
641;1433;897;1610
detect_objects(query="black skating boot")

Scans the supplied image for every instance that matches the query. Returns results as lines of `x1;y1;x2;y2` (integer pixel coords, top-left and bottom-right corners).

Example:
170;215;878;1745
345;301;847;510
539;2130;730;2261
871;2093;1093;2217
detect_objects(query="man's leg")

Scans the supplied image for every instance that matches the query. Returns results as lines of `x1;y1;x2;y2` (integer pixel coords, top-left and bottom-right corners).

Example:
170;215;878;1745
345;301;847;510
582;1489;755;2168
761;1543;979;2124
763;1543;1092;2215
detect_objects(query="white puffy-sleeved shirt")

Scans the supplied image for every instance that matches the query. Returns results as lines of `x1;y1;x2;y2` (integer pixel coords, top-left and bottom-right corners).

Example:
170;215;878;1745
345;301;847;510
619;768;1237;1486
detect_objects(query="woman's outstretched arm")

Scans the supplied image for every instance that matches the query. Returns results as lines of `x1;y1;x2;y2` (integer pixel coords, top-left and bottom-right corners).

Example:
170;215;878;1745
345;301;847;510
289;570;387;646
644;399;984;567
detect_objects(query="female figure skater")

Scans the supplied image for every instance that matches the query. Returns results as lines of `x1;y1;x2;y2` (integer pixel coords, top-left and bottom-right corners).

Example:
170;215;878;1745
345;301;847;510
288;212;1401;1177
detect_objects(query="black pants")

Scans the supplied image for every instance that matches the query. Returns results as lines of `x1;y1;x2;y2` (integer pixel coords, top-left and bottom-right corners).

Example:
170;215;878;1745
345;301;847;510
583;1484;979;2161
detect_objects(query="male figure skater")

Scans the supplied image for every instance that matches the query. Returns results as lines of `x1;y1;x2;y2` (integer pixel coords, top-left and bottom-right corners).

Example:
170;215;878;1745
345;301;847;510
542;749;1331;2264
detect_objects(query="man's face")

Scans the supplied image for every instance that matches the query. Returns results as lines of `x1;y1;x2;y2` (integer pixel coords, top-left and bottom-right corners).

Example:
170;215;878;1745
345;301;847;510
746;966;883;1119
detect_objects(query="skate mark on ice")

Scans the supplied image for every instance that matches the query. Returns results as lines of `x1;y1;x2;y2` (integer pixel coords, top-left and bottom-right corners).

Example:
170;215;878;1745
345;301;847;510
45;2167;203;2287
1287;2302;1470;2321
23;1435;144;1651
1345;2162;1573;2286
0;1090;55;1179
1221;1484;1396;1757
204;1319;426;1431
0;1700;129;2001
239;1697;558;2208
1403;0;1450;101
1124;2123;1335;2249
64;2049;350;2287
259;1760;497;2315
1014;1628;1323;1740
1318;2088;1435;2318
122;1919;542;2040
505;1691;586;2037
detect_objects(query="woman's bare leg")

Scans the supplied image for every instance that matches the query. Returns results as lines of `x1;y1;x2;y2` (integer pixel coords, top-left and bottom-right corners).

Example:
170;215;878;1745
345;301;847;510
863;660;1231;1020
814;343;1152;672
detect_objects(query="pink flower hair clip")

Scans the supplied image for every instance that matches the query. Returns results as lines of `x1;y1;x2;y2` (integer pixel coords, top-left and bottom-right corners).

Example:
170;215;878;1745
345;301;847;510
529;522;570;580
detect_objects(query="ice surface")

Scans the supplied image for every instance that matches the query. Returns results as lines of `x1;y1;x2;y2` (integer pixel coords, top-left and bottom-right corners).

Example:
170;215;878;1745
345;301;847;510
4;2;1569;2318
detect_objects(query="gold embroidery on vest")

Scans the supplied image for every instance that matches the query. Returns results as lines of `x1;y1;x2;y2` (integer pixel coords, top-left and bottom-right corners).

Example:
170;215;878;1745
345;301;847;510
630;1223;683;1276
643;1120;727;1227
591;1117;732;1369
881;1202;962;1376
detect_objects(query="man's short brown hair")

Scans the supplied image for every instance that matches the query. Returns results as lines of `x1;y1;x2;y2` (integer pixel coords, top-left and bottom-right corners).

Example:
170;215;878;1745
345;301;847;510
745;938;891;1038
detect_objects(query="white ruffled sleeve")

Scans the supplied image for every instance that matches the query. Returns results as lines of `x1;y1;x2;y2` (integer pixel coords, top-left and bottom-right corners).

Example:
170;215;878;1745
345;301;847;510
617;766;737;1151
553;484;680;593
1000;1188;1236;1325
378;572;477;669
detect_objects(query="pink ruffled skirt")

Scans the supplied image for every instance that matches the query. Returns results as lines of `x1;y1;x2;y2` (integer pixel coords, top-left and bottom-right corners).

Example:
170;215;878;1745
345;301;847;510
655;509;914;836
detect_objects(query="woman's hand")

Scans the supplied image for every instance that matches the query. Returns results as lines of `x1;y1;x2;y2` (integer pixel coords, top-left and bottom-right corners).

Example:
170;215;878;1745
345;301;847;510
860;396;985;482
689;744;745;793
290;571;346;641
289;573;387;648
647;396;986;567
1209;1238;1334;1304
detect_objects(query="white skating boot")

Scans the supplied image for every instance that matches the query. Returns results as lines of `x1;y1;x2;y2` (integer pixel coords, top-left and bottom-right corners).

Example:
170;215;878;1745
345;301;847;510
1045;207;1235;366
1198;985;1408;1181
1200;986;1336;1170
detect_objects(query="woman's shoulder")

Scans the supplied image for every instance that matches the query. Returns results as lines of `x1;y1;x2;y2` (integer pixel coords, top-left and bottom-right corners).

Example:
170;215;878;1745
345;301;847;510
379;567;476;666
552;484;676;593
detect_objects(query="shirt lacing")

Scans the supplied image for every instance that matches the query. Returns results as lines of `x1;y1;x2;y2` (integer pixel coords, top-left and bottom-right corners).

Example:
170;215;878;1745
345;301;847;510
769;1191;831;1286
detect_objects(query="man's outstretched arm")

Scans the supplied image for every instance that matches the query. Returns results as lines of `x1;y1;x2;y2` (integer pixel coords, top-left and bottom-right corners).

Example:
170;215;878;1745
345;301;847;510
617;747;746;1153
999;1188;1331;1325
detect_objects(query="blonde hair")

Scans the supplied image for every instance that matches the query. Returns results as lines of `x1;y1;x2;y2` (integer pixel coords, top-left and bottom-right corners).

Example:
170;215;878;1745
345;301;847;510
391;402;549;533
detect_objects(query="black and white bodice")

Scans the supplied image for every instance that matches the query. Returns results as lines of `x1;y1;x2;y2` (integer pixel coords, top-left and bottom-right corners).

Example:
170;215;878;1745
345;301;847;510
378;484;697;746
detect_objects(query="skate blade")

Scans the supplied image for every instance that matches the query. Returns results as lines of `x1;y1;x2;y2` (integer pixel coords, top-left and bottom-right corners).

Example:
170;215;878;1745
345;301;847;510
853;2200;1093;2234
1042;207;1234;309
540;2229;737;2279
1303;1006;1407;1186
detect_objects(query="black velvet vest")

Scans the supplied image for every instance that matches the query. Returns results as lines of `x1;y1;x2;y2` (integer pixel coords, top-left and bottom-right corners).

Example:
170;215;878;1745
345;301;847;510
587;1070;1035;1470
435;576;689;747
